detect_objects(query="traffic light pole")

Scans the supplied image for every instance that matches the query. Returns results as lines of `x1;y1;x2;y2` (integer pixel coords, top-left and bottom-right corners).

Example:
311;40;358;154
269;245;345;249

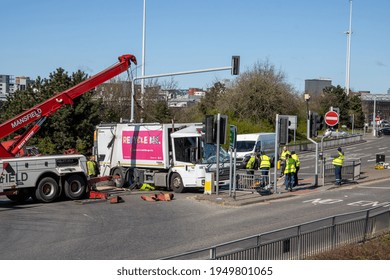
307;110;319;186
216;114;221;195
229;125;237;198
273;114;280;194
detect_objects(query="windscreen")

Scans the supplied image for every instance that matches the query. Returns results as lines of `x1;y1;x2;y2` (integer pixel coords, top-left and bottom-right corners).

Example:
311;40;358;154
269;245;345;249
236;140;255;152
202;143;231;164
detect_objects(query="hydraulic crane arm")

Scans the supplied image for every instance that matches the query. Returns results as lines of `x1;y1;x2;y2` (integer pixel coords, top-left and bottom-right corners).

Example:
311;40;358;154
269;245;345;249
0;54;137;158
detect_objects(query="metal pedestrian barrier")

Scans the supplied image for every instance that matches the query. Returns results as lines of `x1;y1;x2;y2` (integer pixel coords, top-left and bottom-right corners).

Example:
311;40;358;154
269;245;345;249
235;170;271;194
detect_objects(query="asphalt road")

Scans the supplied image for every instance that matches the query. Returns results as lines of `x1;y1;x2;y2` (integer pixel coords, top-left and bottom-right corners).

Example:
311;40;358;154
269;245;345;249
1;174;390;260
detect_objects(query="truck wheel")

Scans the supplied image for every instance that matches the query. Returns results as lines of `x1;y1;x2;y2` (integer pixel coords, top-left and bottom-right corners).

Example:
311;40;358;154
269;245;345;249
35;177;60;203
64;174;87;200
6;189;31;202
112;168;125;188
170;173;184;193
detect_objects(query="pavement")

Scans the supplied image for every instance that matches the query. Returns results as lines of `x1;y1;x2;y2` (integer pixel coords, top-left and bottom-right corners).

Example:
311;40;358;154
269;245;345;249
192;133;390;207
192;167;390;207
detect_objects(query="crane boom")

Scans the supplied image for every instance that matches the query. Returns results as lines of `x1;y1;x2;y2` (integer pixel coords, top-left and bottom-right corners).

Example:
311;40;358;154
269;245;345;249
0;54;137;158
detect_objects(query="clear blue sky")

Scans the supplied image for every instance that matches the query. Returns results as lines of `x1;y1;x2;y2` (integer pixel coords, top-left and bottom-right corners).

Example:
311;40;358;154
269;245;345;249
1;0;389;94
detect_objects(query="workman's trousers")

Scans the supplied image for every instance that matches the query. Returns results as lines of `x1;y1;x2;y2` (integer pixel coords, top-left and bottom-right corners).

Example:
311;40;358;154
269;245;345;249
285;173;295;191
280;161;286;176
334;165;342;185
260;168;269;186
294;166;300;186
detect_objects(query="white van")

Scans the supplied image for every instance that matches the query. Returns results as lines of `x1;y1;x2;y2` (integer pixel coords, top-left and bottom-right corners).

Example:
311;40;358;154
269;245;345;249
233;133;276;169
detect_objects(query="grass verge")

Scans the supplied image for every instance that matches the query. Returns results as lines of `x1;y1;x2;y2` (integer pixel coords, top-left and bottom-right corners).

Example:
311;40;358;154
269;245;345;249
308;232;390;260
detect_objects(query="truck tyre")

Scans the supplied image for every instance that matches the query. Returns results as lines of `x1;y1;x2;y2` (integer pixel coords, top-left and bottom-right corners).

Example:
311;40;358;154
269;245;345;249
112;168;125;188
64;174;87;200
35;177;60;203
170;173;184;193
6;189;31;203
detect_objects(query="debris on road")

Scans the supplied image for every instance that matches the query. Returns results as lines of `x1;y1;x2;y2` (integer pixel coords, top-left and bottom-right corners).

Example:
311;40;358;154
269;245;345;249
141;192;174;202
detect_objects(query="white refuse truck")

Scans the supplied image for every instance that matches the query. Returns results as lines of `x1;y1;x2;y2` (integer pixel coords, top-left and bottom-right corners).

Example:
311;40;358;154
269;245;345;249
234;133;276;169
94;122;231;192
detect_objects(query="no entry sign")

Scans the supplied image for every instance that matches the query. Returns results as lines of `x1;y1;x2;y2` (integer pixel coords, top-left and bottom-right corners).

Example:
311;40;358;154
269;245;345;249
324;111;339;126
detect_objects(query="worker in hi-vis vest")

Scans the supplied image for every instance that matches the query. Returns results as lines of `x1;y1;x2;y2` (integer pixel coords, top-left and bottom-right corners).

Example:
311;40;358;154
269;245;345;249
279;146;291;177
291;151;300;187
332;147;344;185
246;152;259;174
284;153;296;192
259;151;271;186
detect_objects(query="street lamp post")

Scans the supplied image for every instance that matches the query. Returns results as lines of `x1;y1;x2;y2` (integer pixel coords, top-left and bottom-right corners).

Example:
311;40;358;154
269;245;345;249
373;95;377;136
140;0;147;122
345;0;353;96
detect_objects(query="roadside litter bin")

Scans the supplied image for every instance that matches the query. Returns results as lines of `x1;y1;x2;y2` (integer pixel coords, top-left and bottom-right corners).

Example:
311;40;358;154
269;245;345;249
376;154;385;164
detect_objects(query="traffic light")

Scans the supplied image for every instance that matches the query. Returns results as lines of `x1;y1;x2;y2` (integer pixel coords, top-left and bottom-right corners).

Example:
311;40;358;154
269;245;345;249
231;56;240;75
279;117;289;145
316;115;324;131
309;111;318;138
202;114;228;144
203;115;214;144
309;112;324;137
218;115;228;144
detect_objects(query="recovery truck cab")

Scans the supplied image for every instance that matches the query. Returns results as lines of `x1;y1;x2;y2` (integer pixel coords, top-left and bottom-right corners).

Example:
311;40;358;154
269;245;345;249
94;122;231;192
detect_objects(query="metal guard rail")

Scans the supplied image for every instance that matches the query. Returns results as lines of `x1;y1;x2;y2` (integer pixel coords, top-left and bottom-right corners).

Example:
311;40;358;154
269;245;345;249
162;205;390;260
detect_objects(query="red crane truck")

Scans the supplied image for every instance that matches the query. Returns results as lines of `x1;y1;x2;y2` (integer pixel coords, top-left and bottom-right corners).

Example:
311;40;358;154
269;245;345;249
0;54;137;203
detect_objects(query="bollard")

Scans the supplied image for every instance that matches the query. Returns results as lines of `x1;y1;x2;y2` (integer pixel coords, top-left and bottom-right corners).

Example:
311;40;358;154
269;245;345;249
204;172;215;195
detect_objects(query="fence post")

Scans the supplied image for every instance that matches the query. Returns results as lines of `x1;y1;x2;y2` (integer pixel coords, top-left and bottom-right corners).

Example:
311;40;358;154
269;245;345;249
297;225;302;260
209;247;216;260
322;157;326;187
256;235;262;260
363;209;370;243
331;216;336;249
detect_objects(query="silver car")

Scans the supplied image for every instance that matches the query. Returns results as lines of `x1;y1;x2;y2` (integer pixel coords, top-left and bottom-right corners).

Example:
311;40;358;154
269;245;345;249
326;129;348;137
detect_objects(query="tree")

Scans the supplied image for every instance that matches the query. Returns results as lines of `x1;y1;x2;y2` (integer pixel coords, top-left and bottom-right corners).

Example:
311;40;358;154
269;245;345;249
319;85;364;129
215;60;304;133
197;81;226;115
0;68;102;155
347;94;365;128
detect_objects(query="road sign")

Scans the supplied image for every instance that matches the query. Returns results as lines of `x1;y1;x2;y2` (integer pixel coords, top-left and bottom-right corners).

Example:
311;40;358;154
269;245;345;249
229;125;237;149
324;111;339;126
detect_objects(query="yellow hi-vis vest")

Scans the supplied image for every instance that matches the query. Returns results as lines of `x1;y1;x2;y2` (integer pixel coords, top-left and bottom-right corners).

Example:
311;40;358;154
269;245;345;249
246;155;257;169
87;160;97;176
259;155;271;169
291;154;300;167
284;158;296;174
332;151;344;166
280;150;291;161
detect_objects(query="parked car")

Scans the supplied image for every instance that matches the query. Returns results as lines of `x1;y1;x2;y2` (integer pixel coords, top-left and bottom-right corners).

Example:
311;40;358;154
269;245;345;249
379;127;390;135
325;129;349;138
